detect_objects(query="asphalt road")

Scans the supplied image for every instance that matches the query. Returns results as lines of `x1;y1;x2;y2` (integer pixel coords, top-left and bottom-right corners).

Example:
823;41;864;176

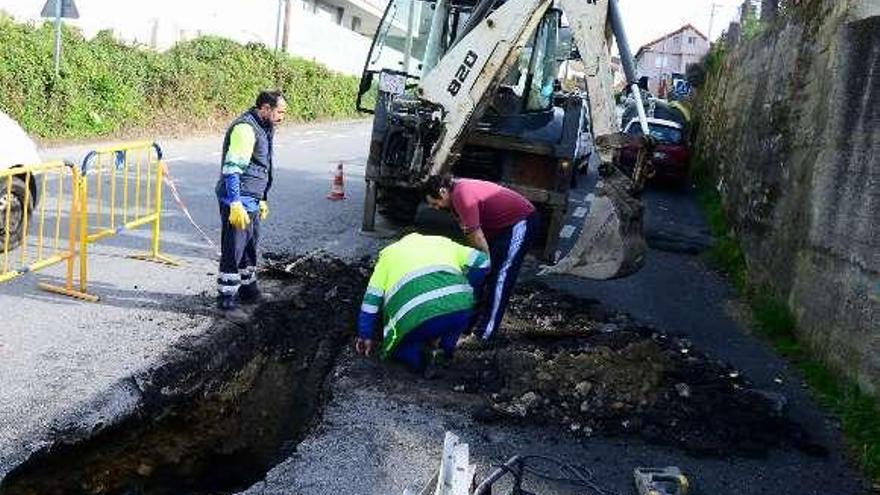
0;119;868;494
0;119;382;479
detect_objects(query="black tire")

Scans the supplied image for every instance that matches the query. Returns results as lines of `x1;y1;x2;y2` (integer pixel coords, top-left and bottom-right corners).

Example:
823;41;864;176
0;176;26;253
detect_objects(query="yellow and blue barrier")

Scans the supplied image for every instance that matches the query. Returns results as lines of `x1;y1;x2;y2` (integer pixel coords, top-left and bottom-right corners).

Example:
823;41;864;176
0;160;95;300
1;141;179;301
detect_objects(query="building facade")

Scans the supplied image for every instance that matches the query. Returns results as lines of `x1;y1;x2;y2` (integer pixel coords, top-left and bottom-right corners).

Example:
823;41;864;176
634;24;709;97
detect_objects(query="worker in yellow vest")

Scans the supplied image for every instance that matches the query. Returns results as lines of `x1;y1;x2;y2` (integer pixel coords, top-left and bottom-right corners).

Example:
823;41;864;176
356;233;490;373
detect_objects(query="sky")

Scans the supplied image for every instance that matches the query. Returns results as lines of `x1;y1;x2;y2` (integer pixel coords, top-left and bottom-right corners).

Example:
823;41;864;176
617;0;743;49
0;0;743;49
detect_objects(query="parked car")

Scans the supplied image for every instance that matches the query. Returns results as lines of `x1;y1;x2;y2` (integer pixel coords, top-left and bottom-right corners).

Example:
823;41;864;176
616;117;690;188
0;110;41;252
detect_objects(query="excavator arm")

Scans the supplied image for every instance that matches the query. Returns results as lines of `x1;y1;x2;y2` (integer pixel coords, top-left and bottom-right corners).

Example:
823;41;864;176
419;0;648;176
414;0;652;279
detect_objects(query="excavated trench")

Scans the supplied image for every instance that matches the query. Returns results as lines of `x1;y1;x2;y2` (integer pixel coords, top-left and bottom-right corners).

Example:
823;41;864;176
0;255;827;494
0;253;370;495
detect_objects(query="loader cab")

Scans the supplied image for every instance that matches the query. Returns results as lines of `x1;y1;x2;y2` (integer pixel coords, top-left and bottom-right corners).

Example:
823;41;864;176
356;0;566;113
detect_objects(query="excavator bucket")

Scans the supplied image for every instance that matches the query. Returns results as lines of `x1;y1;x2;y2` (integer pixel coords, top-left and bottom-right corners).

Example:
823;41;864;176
541;134;648;280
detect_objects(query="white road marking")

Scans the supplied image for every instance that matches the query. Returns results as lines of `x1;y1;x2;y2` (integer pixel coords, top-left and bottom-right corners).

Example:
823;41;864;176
560;225;576;239
164;156;189;163
586;193;595;202
573;206;588;218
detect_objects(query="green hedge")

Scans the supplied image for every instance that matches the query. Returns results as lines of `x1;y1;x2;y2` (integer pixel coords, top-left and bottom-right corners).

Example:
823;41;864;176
0;16;363;139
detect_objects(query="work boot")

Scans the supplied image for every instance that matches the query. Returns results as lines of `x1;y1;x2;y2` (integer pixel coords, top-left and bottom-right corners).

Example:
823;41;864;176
216;295;248;323
238;284;273;304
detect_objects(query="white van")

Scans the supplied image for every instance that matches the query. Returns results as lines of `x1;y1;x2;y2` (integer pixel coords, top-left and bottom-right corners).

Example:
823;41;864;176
0;111;41;251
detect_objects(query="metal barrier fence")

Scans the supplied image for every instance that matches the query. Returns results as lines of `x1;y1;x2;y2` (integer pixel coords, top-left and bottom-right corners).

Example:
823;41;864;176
0;160;95;300
71;141;178;298
1;141;179;302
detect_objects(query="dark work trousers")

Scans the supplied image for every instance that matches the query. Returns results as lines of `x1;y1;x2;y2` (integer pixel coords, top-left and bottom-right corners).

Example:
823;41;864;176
476;211;540;340
392;310;472;371
217;203;261;299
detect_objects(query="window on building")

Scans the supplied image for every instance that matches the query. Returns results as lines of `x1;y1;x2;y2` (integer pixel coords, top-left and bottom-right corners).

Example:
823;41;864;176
654;55;665;69
336;6;344;25
351;15;362;32
688;36;696;44
673;36;680;45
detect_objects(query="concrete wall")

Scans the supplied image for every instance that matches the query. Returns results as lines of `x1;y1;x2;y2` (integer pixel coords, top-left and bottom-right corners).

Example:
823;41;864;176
286;4;374;75
696;0;880;392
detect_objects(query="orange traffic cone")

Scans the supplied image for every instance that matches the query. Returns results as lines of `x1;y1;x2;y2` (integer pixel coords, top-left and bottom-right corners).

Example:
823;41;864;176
327;162;346;200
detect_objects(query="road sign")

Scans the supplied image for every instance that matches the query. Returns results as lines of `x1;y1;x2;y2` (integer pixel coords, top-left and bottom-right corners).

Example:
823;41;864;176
40;0;79;19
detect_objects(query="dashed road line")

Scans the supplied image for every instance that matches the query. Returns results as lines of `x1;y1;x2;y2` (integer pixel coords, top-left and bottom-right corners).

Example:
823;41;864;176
572;206;588;218
559;224;576;239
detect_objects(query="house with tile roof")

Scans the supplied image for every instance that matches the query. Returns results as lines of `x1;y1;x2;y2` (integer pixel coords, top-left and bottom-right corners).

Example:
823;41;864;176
634;24;710;97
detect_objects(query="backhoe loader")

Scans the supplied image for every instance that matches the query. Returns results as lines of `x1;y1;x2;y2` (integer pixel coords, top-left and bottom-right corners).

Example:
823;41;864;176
356;0;652;279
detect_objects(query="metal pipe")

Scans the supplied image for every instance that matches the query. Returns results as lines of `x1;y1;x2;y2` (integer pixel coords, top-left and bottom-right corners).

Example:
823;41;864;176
422;0;449;76
608;0;649;135
453;0;495;47
473;455;524;494
402;0;417;74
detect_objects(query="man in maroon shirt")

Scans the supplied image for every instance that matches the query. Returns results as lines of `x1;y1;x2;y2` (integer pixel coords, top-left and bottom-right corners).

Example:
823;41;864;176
424;174;540;340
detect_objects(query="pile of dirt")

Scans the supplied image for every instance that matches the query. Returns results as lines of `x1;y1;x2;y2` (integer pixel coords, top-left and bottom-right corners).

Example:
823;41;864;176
446;285;826;458
262;250;371;308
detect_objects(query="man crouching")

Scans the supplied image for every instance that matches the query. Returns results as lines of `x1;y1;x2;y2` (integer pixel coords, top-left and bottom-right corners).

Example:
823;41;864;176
355;233;490;375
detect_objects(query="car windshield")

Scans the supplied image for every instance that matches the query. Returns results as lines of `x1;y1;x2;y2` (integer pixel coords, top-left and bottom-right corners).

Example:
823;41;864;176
627;122;683;145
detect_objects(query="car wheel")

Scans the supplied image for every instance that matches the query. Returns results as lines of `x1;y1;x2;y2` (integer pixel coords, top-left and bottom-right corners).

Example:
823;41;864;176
0;176;27;253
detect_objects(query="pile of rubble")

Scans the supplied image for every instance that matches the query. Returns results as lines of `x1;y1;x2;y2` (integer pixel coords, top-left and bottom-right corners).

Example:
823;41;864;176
450;285;825;458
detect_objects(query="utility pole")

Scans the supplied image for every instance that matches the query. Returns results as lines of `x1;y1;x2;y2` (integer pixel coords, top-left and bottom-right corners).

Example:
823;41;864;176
281;0;292;53
707;3;721;41
274;0;283;52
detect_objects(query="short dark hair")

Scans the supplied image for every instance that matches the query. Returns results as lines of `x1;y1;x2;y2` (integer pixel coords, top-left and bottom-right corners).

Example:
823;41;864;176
255;90;285;109
423;174;454;199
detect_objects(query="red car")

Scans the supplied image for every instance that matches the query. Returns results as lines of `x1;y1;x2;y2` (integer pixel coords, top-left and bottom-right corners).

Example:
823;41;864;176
616;117;690;188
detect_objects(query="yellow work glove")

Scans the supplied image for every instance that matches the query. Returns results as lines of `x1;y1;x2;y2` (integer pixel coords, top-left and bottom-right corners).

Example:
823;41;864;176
259;200;269;221
228;201;251;230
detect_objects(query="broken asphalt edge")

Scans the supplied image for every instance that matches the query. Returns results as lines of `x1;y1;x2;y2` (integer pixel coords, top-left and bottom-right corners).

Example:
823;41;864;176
0;303;265;482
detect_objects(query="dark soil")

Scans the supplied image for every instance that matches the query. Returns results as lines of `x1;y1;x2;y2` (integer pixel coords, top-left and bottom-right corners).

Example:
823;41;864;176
435;284;828;459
